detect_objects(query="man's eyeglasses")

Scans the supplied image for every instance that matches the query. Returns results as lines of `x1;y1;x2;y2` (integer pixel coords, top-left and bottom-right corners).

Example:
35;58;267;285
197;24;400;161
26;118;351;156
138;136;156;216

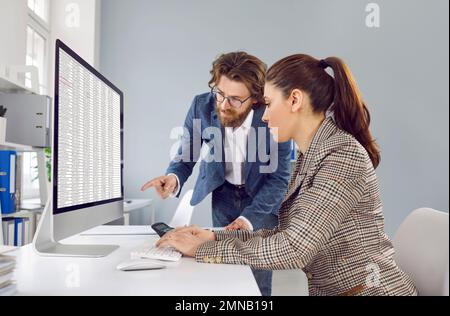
212;88;253;109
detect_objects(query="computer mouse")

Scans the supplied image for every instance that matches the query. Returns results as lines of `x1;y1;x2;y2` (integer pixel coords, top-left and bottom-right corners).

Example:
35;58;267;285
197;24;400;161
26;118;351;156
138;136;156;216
116;260;166;272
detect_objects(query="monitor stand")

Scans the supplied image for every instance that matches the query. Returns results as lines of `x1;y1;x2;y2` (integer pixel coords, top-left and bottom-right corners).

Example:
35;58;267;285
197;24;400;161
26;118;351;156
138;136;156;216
33;197;119;258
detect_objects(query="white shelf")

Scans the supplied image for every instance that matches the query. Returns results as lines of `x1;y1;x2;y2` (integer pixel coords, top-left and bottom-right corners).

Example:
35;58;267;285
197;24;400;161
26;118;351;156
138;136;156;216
0;75;35;95
0;141;35;151
1;210;42;219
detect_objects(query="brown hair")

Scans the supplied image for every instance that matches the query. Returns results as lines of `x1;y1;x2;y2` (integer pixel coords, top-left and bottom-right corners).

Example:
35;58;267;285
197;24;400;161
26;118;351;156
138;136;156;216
267;54;381;169
209;52;267;106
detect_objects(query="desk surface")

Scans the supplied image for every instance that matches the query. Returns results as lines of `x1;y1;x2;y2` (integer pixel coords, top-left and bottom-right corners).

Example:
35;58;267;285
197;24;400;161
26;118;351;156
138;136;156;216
10;226;261;296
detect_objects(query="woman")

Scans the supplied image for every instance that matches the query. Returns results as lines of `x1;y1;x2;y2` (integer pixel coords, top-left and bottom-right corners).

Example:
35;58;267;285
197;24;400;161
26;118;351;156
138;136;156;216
157;54;417;296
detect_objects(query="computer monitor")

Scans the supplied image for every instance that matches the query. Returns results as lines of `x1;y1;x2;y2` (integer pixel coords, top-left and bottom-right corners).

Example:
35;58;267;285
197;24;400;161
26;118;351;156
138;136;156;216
33;39;124;258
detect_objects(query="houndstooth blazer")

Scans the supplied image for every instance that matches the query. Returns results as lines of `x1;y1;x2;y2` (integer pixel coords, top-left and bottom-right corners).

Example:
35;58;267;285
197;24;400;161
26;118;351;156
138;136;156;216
196;117;417;296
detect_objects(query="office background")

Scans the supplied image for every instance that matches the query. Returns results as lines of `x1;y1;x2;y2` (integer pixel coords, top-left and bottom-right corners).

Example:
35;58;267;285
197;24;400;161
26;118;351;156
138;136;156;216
99;0;449;236
0;0;447;297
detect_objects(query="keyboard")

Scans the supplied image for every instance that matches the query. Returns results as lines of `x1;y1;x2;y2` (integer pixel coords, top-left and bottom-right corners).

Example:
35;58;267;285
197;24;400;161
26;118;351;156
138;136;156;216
132;243;182;262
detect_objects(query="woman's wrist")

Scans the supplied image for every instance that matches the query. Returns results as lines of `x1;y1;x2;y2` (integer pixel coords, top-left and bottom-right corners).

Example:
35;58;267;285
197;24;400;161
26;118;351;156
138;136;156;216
205;229;216;241
207;230;216;241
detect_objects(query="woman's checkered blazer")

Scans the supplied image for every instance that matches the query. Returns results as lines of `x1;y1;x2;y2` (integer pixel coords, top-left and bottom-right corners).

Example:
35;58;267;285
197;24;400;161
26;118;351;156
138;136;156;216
196;117;417;296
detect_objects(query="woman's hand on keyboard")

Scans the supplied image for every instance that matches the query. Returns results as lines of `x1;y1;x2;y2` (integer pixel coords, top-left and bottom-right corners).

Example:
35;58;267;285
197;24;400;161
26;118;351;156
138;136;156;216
156;229;215;258
170;225;216;242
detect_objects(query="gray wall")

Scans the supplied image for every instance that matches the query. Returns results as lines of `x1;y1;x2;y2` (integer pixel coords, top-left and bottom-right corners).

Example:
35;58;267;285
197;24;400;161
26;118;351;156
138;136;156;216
100;0;449;235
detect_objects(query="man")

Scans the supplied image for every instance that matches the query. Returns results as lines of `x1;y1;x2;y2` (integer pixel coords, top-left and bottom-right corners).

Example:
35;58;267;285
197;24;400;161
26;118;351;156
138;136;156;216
141;52;291;296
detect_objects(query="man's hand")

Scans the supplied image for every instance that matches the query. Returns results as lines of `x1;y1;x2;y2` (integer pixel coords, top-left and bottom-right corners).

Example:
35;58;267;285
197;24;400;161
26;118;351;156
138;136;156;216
141;175;178;199
225;218;251;231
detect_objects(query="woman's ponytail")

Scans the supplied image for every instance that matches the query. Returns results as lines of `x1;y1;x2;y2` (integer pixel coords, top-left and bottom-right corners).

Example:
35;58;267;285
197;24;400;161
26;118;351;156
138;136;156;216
323;57;381;169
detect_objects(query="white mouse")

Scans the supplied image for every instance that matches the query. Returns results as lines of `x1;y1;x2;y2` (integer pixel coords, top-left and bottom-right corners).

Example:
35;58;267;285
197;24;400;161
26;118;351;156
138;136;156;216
116;259;166;272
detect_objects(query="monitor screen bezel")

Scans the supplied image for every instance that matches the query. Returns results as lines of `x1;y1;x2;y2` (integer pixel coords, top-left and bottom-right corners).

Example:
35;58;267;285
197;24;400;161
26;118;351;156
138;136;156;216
53;39;124;215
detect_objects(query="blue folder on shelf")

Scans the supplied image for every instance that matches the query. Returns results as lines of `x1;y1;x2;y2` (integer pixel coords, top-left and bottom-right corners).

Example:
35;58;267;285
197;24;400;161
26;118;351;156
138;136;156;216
0;151;16;215
14;218;24;247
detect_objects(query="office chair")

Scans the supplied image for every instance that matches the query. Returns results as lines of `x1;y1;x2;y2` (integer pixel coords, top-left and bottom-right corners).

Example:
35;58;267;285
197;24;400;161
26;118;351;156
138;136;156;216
394;208;449;296
169;190;195;228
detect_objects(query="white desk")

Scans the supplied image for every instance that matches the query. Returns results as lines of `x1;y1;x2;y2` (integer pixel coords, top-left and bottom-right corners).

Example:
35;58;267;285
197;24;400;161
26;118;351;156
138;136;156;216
10;226;261;296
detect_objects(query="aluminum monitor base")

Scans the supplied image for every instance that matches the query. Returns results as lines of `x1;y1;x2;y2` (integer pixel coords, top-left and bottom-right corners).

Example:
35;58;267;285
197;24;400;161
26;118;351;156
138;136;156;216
33;197;119;258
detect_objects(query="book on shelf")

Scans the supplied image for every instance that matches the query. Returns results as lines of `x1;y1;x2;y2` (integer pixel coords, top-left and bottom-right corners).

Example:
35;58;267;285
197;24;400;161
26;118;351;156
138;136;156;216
1;217;31;247
0;254;16;297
